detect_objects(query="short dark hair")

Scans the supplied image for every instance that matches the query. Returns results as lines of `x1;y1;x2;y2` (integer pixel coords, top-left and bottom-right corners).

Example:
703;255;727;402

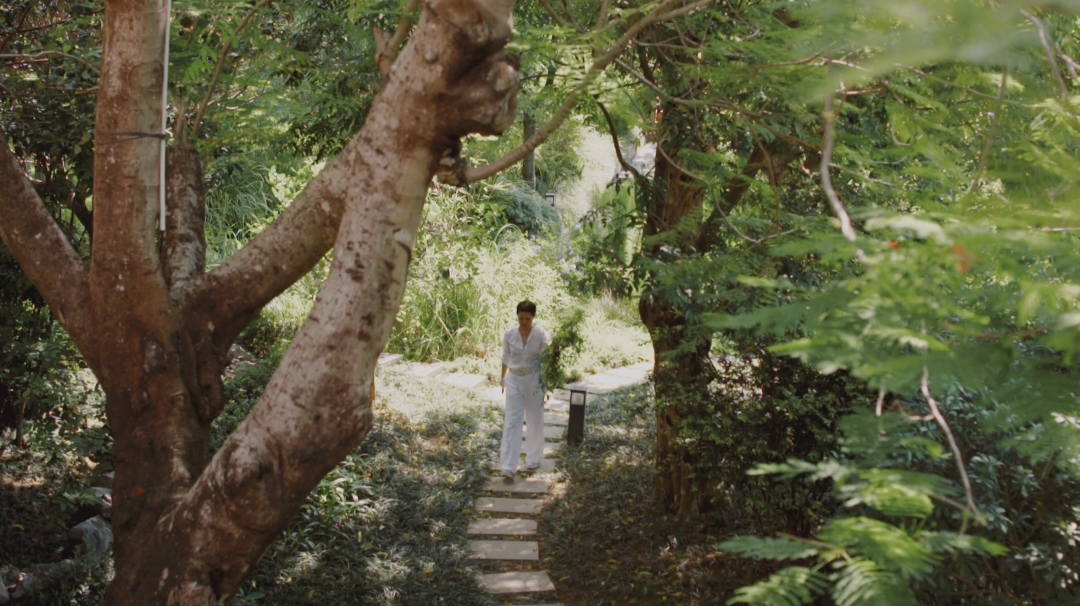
516;300;537;315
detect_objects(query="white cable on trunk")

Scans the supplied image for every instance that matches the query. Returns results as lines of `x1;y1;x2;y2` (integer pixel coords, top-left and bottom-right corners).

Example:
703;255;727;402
159;0;172;232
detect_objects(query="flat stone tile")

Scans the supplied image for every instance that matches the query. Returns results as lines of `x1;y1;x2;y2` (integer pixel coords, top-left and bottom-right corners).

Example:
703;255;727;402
543;442;561;455
607;366;649;380
480;571;555;594
586;373;641;387
520;426;565;440
544;413;569;426
469;539;539;560
441;373;487;389
474;497;544;514
377;353;402;366
545;400;569;412
563;381;615;395
490;459;556;473
403;362;443;377
467;518;538;535
487;477;550;494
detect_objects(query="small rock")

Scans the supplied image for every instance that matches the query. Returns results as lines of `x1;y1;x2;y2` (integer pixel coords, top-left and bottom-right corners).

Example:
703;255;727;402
228;344;254;362
10;573;33;600
68;515;112;556
89;487;112;519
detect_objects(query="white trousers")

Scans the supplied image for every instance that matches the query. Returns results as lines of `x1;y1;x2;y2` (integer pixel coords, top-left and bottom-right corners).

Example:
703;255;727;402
500;372;544;473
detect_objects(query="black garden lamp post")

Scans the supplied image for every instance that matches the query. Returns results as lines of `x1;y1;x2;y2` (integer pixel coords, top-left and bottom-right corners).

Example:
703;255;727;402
567;387;586;445
544;192;556;207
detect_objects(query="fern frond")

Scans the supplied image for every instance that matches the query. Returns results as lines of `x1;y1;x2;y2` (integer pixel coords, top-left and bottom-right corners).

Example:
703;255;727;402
727;566;827;606
717;536;821;561
831;558;917;606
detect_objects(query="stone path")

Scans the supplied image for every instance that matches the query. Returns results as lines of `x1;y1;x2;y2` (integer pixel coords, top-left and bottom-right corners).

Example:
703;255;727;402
379;354;652;605
464;360;651;605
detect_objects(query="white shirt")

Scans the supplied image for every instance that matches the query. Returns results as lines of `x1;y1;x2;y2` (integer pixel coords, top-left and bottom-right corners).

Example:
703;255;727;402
502;325;550;372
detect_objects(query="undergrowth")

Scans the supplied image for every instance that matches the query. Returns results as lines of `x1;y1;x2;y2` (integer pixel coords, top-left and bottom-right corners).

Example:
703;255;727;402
221;362;505;606
539;386;765;606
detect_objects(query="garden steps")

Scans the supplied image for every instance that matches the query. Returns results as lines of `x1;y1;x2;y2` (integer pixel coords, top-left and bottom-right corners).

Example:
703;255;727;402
467;518;538;535
469;539;540;560
474;497;545;515
479;571;556;594
450;361;652;603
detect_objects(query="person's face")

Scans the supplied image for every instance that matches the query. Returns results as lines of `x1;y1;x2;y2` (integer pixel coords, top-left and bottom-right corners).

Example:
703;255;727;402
517;311;534;329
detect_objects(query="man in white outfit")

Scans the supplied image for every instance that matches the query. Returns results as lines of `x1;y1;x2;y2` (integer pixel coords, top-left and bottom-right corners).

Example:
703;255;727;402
499;300;550;477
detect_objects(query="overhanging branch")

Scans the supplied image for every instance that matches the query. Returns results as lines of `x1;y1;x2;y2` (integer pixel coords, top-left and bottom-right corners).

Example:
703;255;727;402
0;132;96;367
462;0;714;183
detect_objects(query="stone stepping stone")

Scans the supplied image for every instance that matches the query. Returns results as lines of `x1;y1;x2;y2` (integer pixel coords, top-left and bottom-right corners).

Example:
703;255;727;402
520;425;565;440
403;362;443;377
545;400;569;412
487;477;550;494
607;366;649;380
586;373;639;387
377;353;402;366
467;518;537;536
480;570;555;594
544;413;569;426
441;373;487;389
564;380;616;394
490;458;556;473
474;497;545;514
469;539;539;560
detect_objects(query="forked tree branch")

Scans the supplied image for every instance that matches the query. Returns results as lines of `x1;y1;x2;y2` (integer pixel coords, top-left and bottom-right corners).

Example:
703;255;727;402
176;140;354;346
374;0;420;78
464;0;714;183
0;132;96;367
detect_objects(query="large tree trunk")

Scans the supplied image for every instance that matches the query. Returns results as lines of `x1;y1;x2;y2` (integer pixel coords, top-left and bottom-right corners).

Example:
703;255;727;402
0;0;519;603
636;99;712;521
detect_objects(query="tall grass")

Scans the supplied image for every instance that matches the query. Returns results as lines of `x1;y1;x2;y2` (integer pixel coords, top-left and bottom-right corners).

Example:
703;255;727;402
388;231;572;362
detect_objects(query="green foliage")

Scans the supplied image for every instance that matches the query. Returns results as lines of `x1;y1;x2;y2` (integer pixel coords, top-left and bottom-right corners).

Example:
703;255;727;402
540;307;586;388
25;555;114;606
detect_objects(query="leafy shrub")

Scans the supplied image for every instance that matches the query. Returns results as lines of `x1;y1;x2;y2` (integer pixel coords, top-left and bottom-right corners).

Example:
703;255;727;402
25;555;113;606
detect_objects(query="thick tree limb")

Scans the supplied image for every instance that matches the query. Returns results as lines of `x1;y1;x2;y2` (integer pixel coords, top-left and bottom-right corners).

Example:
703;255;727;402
460;0;713;184
0;132;95;366
176;146;351;348
126;1;521;601
161;144;206;298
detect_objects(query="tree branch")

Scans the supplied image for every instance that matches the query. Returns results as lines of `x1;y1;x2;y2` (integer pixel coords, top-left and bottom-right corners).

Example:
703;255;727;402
462;0;714;183
969;66;1007;193
820;89;857;242
594;96;642;179
190;0;273;139
0;132;95;367
176;141;353;347
1022;9;1069;105
920;367;979;518
375;0;421;79
0;51;100;74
